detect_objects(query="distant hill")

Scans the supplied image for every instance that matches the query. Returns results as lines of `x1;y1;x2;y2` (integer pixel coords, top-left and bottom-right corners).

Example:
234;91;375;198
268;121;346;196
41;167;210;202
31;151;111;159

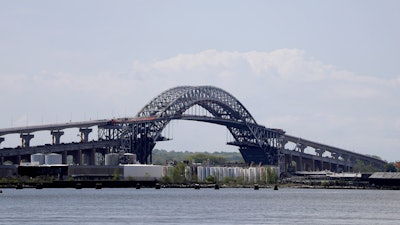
152;149;245;165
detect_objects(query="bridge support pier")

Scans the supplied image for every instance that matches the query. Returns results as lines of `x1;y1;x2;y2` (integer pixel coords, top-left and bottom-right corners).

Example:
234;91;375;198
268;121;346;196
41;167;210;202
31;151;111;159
79;128;92;142
79;149;97;165
298;156;303;171
312;159;315;171
62;151;67;164
342;155;350;172
51;130;64;145
77;150;83;165
316;149;325;157
20;133;34;147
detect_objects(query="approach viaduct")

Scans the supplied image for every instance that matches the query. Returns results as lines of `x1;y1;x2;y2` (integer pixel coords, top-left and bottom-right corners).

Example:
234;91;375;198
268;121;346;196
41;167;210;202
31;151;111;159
0;86;386;172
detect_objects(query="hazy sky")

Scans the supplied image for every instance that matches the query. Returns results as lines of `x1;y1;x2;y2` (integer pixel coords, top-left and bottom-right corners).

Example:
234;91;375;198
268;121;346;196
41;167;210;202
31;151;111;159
1;1;399;161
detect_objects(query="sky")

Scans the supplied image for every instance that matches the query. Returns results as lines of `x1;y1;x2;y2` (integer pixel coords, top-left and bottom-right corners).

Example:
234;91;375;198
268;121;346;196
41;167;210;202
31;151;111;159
0;0;399;161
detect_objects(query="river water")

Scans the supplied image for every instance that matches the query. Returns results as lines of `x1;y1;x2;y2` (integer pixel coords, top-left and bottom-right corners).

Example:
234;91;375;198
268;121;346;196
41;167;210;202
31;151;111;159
1;188;399;225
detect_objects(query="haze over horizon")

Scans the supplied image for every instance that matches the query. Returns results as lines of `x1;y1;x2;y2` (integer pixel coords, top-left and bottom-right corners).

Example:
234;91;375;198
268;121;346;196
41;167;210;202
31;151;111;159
1;1;399;161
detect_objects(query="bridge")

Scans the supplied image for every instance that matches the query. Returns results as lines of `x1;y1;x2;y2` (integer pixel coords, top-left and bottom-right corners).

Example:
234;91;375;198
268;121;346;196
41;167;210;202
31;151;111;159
0;86;386;172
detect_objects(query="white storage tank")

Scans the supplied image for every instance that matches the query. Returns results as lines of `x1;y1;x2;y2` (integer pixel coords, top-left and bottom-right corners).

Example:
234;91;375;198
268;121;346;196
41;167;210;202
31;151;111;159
45;153;62;165
31;153;45;165
105;153;119;166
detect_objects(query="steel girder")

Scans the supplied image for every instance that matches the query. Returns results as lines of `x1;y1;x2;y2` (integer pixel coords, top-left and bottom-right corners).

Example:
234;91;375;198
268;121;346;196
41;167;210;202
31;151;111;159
136;86;262;144
120;85;282;164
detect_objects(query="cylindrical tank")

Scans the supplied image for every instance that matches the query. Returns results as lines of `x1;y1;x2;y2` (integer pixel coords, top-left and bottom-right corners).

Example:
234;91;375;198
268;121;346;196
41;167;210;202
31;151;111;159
123;153;137;164
31;153;45;165
105;153;119;166
45;153;62;165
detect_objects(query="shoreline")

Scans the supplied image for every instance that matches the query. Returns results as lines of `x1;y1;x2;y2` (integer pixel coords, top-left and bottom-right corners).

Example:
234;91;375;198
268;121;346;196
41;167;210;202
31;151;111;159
1;180;398;190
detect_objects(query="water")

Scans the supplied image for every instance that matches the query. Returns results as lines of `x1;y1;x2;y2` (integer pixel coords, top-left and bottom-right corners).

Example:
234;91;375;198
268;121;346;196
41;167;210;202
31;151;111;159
1;188;399;225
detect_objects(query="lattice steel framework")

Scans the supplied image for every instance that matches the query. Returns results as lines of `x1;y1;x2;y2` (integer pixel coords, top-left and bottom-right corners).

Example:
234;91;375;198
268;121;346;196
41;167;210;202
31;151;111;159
105;86;284;164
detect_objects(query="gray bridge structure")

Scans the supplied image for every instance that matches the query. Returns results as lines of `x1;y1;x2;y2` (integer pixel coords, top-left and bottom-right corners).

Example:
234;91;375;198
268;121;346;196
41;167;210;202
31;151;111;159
0;86;386;172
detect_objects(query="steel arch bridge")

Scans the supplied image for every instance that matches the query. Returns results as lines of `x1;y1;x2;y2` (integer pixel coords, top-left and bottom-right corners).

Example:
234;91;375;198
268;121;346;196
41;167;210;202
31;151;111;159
101;85;283;165
0;85;387;171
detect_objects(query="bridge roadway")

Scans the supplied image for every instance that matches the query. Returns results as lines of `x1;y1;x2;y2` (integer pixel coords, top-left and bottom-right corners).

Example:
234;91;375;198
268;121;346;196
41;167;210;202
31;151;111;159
0;120;109;136
283;135;385;169
166;115;387;170
0;115;387;171
0;140;119;157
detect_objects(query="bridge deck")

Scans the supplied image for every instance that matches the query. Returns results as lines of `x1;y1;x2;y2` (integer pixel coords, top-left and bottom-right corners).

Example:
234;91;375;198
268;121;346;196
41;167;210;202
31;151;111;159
0;120;109;136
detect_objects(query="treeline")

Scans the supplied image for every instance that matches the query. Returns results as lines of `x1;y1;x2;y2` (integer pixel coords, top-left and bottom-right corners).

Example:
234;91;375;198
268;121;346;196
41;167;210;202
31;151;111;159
152;149;245;165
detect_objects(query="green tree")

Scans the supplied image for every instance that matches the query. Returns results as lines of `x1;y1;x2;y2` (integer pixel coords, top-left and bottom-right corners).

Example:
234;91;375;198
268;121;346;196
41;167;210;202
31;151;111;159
353;160;380;173
171;162;186;183
152;149;243;165
161;175;171;184
205;176;216;184
266;167;278;184
113;169;120;180
385;163;397;172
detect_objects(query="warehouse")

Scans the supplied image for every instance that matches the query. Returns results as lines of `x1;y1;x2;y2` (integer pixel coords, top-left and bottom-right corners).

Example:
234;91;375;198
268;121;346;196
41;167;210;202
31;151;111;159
369;172;400;187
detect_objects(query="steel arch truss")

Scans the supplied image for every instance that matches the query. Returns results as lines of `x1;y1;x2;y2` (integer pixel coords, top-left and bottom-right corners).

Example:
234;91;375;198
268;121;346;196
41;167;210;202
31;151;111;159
115;86;283;164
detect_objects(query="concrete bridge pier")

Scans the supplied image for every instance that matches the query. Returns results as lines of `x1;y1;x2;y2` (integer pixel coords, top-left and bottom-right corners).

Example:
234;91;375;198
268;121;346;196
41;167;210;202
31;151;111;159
62;150;68;164
51;130;64;145
79;128;92;142
342;155;350;172
316;149;325;157
296;144;305;171
73;150;83;165
311;158;315;171
0;137;4;163
20;133;34;147
91;149;97;165
82;149;96;165
331;153;340;172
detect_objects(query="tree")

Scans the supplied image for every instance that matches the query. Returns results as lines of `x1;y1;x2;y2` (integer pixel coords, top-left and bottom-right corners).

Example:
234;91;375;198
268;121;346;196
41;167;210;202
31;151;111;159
384;163;397;172
266;167;278;184
186;153;227;165
171;162;186;183
205;176;216;184
353;160;379;173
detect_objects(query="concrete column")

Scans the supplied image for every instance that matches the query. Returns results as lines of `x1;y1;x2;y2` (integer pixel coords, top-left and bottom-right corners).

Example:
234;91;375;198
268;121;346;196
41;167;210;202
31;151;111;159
0;137;4;164
62;151;67;164
331;152;340;160
285;155;290;172
51;130;64;145
342;155;350;172
312;159;315;171
316;149;325;157
296;144;305;153
298;156;303;171
79;128;92;142
77;150;83;165
20;133;34;147
90;149;96;165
